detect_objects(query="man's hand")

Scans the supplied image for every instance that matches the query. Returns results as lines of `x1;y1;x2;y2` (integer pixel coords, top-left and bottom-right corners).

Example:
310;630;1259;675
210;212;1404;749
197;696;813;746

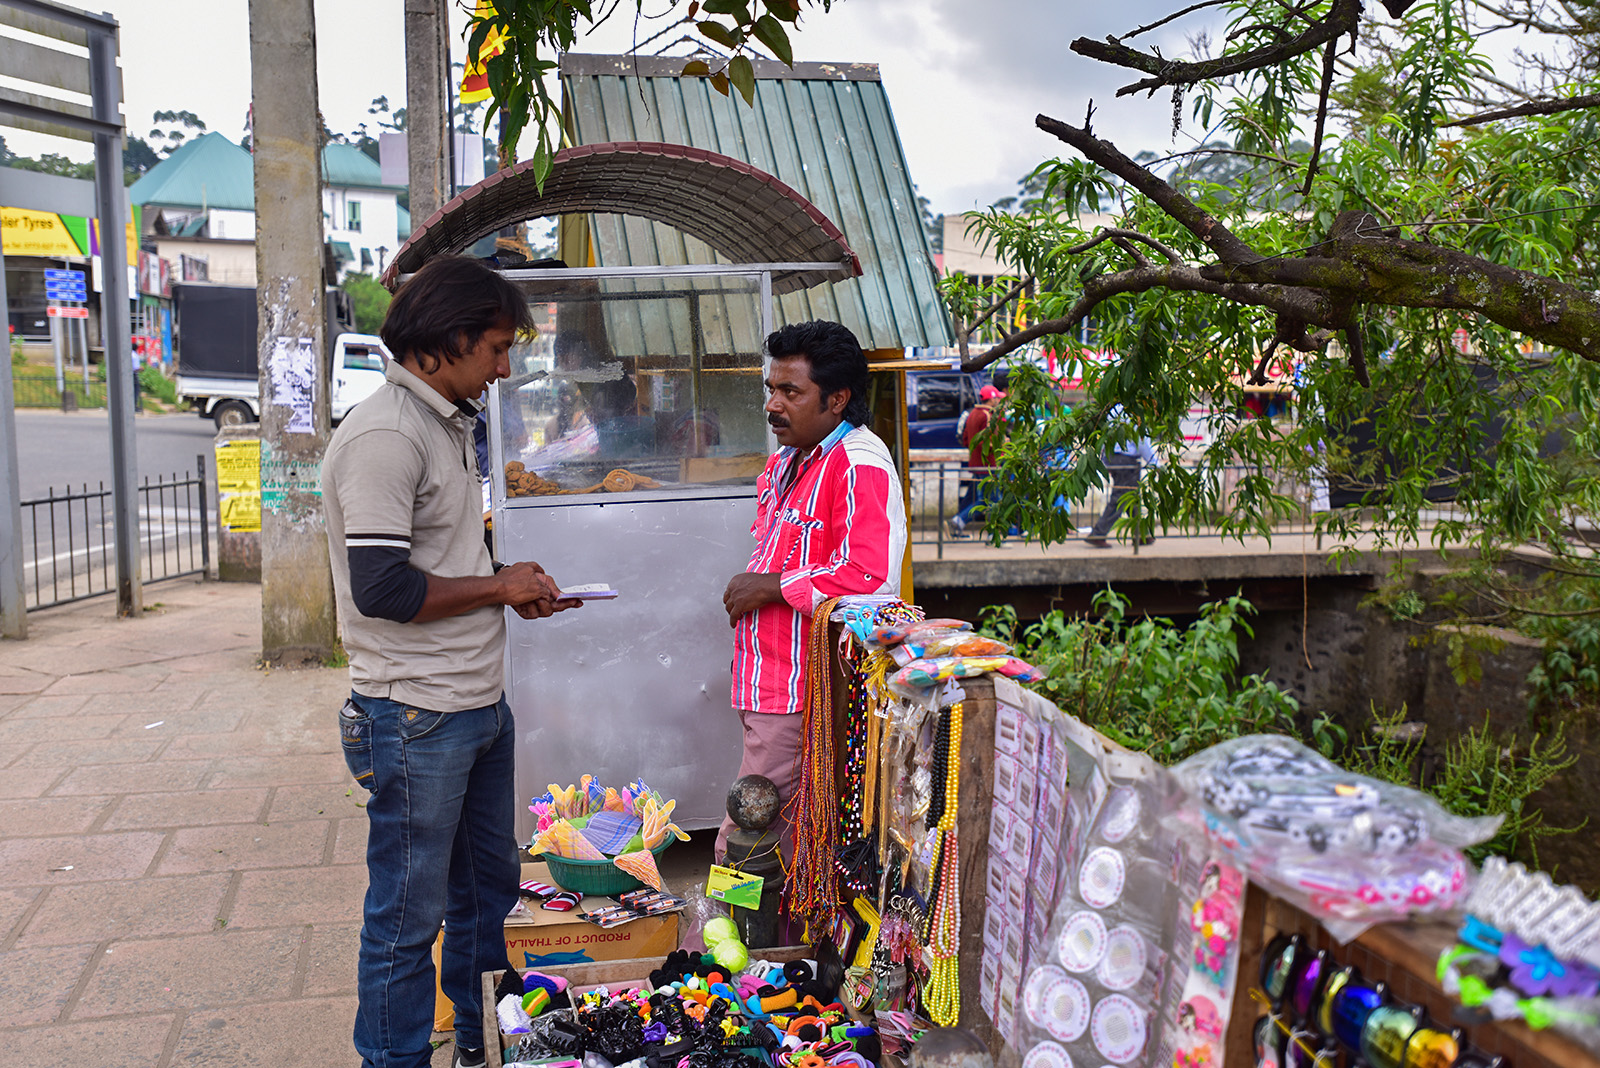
723;571;784;626
498;560;578;620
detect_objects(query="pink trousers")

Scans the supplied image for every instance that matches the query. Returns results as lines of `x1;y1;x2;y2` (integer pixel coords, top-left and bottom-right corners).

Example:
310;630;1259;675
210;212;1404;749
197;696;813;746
714;709;804;863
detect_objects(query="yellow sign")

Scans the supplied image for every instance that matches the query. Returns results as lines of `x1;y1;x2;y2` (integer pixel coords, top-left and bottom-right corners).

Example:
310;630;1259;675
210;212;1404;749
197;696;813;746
706;864;762;910
1;206;84;258
215;439;262;533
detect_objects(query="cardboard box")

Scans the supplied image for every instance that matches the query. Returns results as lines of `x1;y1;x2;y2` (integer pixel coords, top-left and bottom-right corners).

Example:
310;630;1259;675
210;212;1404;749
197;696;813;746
434;861;680;1032
481;946;812;1068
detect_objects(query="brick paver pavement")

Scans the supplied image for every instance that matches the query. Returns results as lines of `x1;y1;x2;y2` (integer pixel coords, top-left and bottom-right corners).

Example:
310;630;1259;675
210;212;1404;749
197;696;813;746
0;578;714;1067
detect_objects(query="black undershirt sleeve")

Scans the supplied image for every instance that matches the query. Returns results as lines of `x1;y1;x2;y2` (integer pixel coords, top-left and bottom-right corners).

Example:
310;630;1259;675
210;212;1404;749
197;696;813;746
347;545;429;623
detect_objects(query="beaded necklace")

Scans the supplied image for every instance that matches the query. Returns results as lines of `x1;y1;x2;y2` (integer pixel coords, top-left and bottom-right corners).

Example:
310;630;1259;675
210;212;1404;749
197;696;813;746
922;701;963;1027
839;649;868;841
784;596;843;933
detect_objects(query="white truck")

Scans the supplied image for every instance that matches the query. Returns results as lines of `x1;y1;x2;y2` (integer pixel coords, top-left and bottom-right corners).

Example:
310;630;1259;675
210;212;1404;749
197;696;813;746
172;282;393;429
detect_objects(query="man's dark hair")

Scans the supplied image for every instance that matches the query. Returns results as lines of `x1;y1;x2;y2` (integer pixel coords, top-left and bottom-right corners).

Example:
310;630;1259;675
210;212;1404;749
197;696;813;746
766;320;871;426
381;255;534;373
991;367;1010;392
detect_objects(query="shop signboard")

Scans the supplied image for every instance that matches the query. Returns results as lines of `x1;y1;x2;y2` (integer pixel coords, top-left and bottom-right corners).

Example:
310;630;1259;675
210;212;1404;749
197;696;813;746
45;305;88;319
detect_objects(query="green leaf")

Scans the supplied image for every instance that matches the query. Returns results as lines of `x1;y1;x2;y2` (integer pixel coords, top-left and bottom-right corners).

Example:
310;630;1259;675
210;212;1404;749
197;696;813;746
699;19;739;49
752;15;793;66
762;0;800;22
701;0;751;15
728;55;756;106
681;59;712;78
710;71;731;97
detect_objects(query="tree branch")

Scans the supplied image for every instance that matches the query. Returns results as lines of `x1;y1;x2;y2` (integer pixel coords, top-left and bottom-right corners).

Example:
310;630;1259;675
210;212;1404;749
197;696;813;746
965;275;1035;336
1202;212;1600;359
958;263;1342;372
1067;227;1185;264
1069;0;1361;97
1442;93;1600;126
1036;114;1261;264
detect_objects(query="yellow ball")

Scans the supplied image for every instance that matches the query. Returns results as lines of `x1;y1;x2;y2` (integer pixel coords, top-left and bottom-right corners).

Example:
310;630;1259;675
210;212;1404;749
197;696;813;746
703;916;739;947
712;937;749;973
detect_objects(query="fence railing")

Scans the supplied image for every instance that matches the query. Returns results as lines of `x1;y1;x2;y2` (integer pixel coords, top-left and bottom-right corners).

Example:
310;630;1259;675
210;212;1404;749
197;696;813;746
20;454;210;610
908;459;1327;559
10;370;109;409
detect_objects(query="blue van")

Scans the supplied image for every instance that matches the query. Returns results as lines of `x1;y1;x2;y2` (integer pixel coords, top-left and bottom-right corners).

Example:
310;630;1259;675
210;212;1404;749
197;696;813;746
906;370;992;449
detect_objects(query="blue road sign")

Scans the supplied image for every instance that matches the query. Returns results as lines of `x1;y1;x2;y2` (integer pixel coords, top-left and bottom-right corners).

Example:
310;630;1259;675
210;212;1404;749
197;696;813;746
44;268;86;285
46;286;87;302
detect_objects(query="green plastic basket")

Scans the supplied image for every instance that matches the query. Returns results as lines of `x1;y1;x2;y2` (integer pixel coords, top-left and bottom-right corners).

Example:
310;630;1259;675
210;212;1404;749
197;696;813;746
538;837;672;896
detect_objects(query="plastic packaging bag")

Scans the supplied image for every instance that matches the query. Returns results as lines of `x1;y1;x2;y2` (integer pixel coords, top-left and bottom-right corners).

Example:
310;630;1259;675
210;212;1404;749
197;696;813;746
1172;735;1500;941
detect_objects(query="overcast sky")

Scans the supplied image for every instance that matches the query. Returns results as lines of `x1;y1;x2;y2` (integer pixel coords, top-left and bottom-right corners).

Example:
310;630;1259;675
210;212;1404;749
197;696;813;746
2;0;1235;215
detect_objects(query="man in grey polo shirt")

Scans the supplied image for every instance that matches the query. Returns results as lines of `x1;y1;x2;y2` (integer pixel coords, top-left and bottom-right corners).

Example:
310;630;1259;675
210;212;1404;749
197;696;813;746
323;255;577;1068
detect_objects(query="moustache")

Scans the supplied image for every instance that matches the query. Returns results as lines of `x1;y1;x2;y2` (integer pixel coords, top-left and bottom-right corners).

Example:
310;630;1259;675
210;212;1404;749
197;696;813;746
767;416;788;428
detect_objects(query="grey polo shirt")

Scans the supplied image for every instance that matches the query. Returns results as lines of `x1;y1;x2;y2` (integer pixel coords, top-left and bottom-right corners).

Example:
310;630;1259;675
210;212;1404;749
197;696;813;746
322;360;504;712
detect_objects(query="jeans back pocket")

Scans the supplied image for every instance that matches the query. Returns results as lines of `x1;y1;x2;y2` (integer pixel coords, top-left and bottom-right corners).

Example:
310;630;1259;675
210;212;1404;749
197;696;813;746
339;698;375;790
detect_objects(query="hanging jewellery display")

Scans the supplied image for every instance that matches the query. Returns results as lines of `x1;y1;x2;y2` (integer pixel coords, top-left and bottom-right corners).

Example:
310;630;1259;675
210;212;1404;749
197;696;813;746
922;700;964;1027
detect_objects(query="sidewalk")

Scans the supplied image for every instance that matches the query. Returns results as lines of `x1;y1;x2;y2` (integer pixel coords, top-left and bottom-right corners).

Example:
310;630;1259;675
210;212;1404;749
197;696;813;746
0;578;411;1067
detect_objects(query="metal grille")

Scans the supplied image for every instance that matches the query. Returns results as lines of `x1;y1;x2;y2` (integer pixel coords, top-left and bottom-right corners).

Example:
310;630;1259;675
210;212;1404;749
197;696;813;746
21;453;211;610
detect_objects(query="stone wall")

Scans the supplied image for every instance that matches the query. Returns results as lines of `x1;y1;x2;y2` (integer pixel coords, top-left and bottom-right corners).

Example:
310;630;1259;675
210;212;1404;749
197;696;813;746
1239;581;1599;890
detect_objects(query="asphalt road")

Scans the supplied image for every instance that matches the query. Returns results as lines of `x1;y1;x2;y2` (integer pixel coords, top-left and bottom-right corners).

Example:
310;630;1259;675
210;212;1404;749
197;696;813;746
11;408;220;500
9;410;221;607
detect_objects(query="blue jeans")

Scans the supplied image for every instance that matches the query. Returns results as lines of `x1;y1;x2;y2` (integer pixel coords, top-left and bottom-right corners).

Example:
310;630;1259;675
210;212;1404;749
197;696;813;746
341;693;520;1068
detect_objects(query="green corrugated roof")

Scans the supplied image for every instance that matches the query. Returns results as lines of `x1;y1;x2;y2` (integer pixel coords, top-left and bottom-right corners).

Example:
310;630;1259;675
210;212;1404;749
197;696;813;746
560;54;954;350
128;132;254;211
322;142;399;190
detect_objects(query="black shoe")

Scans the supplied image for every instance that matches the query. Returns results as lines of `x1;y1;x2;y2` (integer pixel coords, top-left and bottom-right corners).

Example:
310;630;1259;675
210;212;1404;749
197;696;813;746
1084;536;1110;548
1138;536;1155;546
454;1047;486;1068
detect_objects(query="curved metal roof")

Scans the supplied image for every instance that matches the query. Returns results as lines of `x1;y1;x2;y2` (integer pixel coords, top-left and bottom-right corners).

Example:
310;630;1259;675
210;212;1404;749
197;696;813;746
382;141;861;292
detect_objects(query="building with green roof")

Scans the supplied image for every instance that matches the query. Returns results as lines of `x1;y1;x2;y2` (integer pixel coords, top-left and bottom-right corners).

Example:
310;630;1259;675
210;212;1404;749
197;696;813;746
128;132;408;284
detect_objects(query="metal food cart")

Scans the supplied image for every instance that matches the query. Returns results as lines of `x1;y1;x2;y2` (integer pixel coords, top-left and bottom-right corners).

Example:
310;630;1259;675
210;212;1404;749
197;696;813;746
486;261;849;834
383;141;887;835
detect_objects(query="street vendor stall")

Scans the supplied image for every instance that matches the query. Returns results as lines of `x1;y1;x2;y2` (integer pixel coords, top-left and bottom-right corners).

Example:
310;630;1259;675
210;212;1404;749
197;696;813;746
384;142;865;833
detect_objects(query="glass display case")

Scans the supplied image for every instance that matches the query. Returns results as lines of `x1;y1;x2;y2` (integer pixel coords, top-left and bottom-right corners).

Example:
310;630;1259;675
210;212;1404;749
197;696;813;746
488;265;780;833
489;268;771;506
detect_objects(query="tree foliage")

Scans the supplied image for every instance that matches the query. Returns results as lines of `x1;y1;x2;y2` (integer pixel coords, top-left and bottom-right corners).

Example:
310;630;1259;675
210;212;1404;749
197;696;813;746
464;0;834;183
942;1;1600;614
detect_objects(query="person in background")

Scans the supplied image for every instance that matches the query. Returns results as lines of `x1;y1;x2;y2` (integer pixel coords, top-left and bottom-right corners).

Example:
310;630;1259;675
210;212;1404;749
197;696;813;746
719;320;907;861
947;382;998;537
322;255;579;1068
1084;407;1159;547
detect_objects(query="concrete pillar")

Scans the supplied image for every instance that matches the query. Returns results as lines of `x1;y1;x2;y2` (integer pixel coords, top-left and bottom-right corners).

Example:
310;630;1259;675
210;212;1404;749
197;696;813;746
248;0;336;665
405;0;449;225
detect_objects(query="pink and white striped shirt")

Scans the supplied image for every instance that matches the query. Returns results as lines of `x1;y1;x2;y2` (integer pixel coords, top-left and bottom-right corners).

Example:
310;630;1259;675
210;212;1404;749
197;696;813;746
731;423;907;715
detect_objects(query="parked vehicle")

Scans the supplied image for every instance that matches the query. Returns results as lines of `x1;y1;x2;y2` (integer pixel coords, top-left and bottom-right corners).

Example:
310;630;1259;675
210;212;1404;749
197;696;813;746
906;369;991;449
172;283;386;429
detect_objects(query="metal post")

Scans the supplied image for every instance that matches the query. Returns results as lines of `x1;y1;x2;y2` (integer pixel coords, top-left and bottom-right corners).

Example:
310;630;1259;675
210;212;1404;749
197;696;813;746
78;315;88;389
0;237;27;638
89;22;139;617
197;451;210;575
50;312;64;393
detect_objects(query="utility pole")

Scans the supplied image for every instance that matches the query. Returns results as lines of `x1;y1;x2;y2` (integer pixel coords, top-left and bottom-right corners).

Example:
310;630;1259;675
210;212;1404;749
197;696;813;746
248;0;336;665
405;0;450;224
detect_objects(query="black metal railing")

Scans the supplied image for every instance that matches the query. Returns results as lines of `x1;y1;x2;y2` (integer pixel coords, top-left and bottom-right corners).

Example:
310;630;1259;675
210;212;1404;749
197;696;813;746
21;453;210;610
10;370;109;408
908;459;1329;559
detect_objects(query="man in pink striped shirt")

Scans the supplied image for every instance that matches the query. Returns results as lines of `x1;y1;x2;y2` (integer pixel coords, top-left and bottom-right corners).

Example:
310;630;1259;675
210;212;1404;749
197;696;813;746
717;321;907;860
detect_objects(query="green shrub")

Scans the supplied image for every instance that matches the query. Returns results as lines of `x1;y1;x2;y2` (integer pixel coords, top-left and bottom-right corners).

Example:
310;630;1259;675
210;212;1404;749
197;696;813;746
1335;706;1580;867
137;363;179;404
981;589;1302;764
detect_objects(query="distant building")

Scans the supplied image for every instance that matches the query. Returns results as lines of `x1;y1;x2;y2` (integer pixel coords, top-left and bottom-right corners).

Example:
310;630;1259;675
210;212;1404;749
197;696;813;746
128;132;410;285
